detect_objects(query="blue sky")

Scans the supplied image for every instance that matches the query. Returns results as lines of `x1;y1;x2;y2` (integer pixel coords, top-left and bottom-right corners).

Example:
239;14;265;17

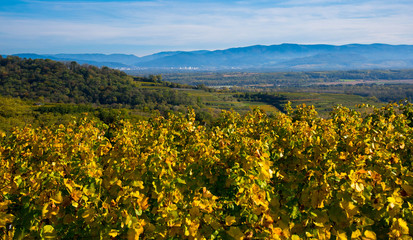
1;0;413;56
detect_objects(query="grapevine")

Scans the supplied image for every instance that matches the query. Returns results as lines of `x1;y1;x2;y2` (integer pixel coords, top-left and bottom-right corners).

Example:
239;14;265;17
1;103;413;239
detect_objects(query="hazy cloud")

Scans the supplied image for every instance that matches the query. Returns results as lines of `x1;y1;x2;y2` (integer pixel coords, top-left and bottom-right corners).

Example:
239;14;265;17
1;0;412;55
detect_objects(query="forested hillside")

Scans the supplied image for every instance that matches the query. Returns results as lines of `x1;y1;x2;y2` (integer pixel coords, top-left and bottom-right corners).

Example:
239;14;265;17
0;56;195;107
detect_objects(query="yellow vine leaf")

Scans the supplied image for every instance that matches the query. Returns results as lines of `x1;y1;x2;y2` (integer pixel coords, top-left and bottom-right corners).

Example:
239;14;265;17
336;230;347;240
42;203;49;217
138;196;149;211
390;218;409;237
127;226;144;240
0;212;15;227
340;201;358;219
50;191;63;204
387;195;403;209
227;226;244;240
291;235;301;240
351;229;361;239
41;225;57;239
364;230;376;240
225;216;236;226
108;229;119;237
64;179;73;193
71;190;82;202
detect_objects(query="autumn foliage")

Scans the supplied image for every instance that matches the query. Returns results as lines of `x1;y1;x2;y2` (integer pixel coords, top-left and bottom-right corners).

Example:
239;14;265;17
1;103;413;239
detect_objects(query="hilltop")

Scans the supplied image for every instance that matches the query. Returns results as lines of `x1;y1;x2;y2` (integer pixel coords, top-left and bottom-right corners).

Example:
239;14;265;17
9;43;413;71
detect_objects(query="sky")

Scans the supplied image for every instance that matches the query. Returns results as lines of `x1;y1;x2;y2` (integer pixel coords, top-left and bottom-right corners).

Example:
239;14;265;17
1;0;413;56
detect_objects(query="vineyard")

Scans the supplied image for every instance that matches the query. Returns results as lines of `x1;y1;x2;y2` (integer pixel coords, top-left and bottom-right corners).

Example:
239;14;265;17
1;102;413;239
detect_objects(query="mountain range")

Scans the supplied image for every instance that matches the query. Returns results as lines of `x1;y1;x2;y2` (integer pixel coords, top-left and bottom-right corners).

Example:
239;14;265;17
9;43;413;71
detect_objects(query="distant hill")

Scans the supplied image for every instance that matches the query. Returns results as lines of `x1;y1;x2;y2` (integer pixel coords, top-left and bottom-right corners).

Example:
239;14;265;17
9;43;413;71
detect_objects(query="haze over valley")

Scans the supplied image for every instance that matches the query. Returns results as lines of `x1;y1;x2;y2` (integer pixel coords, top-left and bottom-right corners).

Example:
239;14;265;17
10;43;413;71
